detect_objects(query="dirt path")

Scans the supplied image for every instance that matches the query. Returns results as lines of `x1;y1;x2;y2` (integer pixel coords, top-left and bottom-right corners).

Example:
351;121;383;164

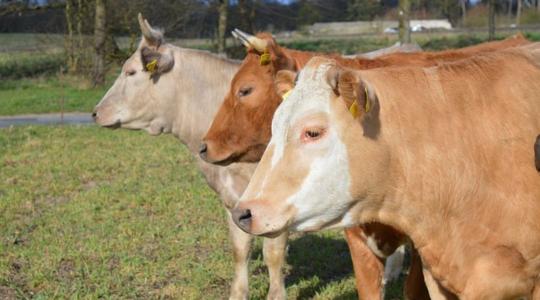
0;113;93;128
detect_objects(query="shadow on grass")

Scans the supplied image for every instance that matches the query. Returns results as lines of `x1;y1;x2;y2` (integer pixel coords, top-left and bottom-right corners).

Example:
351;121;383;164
286;234;356;299
250;233;408;299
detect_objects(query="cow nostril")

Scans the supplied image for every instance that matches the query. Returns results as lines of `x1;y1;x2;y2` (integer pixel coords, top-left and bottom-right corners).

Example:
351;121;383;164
232;208;252;232
239;209;252;222
91;111;97;119
199;143;208;158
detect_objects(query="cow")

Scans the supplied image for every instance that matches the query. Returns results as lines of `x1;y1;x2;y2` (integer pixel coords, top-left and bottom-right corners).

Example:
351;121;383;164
93;14;290;300
231;44;540;299
201;31;529;299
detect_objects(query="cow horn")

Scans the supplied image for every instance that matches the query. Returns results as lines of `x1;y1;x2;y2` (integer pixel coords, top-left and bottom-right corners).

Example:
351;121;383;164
232;28;268;53
231;30;251;48
138;13;163;47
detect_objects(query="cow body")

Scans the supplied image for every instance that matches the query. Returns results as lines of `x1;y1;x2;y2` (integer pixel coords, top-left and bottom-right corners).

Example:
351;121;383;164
234;44;540;298
94;15;290;300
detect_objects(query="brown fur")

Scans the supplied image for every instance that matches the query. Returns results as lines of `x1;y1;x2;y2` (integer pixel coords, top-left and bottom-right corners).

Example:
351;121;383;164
209;33;529;300
333;45;540;298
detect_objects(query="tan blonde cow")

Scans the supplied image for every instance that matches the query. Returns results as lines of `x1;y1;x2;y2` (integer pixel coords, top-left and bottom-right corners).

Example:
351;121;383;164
232;44;540;299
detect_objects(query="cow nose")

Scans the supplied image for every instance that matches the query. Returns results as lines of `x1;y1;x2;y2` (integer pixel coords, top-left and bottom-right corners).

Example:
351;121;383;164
231;208;252;232
199;143;208;159
91;110;97;120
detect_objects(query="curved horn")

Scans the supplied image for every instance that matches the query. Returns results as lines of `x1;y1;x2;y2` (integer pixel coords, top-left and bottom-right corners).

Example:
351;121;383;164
232;28;268;53
231;29;251;48
138;13;163;47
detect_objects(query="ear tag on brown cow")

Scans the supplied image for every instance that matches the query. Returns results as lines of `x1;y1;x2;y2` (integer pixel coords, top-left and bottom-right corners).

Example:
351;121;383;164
349;102;359;118
146;59;158;73
260;50;271;66
364;87;371;113
281;89;292;100
349;87;370;118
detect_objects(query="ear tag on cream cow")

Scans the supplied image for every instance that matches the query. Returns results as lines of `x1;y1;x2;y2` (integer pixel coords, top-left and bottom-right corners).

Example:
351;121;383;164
281;89;292;100
146;59;158;73
260;51;271;66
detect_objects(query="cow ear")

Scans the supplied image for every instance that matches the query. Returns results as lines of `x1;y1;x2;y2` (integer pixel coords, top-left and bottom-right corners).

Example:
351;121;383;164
274;70;297;100
336;69;378;118
329;67;380;138
141;47;174;79
266;38;297;71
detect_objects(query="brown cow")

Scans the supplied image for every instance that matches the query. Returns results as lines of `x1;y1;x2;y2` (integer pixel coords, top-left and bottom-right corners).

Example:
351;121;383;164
202;31;529;299
232;44;540;298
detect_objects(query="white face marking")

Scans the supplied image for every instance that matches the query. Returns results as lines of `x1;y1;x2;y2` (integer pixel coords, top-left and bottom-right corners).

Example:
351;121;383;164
245;59;356;232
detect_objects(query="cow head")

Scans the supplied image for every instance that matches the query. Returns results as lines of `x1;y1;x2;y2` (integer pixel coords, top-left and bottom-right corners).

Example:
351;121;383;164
200;30;299;165
93;13;175;135
231;57;391;236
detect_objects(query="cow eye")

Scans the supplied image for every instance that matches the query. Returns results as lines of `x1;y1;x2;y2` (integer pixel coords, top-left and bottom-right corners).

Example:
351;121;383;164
126;70;136;76
302;127;325;143
238;87;253;98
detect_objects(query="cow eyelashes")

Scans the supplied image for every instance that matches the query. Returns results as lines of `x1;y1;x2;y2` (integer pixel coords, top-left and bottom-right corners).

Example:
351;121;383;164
238;87;253;97
126;70;136;76
301;127;326;143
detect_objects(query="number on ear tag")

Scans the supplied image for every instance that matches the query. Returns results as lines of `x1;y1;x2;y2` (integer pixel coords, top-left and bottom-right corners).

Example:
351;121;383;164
146;59;158;73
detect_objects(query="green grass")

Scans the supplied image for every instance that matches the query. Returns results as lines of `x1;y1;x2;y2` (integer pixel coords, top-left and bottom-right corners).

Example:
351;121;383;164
0;75;113;116
0;125;412;299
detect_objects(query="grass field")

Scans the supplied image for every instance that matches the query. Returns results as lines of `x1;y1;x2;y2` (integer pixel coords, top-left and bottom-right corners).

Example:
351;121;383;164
0;75;113;116
0;125;411;299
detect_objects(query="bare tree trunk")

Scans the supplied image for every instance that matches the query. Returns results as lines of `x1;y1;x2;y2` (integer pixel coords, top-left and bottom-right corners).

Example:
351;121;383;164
460;0;467;25
508;0;513;17
217;0;228;54
75;0;84;73
489;0;496;40
239;0;256;33
93;0;106;86
398;0;411;44
516;0;522;25
65;0;76;73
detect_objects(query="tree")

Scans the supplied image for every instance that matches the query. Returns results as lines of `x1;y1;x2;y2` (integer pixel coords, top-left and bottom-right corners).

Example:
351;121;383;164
398;0;411;44
238;0;256;33
488;0;496;40
347;0;382;21
93;0;106;86
217;0;228;54
460;0;467;25
516;0;522;25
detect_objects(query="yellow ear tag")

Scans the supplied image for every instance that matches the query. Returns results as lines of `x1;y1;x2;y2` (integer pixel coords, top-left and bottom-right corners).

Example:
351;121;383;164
364;87;371;113
349;101;359;118
146;59;158;73
349;88;370;118
260;52;271;65
281;89;292;100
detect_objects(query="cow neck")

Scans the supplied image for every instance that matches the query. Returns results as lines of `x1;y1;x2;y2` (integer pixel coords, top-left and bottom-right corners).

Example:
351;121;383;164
169;47;240;153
